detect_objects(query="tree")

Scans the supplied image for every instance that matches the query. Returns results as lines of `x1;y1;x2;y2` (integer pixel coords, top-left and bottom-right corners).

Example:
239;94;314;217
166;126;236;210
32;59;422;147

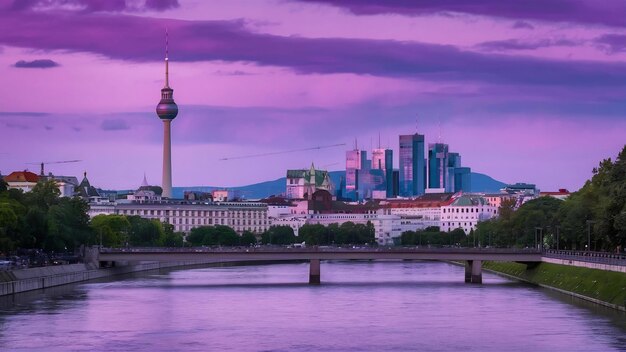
127;216;165;247
90;214;130;247
26;180;61;210
215;225;239;246
162;223;184;247
262;226;295;245
45;197;92;251
299;224;327;245
187;226;212;246
240;231;257;246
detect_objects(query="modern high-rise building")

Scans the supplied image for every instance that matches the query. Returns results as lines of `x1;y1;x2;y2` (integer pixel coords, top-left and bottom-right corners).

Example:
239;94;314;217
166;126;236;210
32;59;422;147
372;148;394;197
446;152;461;192
345;147;367;200
453;167;471;193
156;34;179;199
399;134;426;197
428;143;449;190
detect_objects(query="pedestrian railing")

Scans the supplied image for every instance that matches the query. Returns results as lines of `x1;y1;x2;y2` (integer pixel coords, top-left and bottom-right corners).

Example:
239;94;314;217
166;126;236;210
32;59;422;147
543;249;626;266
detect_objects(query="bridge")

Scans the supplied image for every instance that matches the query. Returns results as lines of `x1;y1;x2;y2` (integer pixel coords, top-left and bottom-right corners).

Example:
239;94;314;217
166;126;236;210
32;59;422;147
97;247;542;284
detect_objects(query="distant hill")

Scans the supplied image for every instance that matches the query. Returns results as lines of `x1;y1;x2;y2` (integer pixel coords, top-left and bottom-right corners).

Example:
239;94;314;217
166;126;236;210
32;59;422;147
173;171;505;199
470;172;506;193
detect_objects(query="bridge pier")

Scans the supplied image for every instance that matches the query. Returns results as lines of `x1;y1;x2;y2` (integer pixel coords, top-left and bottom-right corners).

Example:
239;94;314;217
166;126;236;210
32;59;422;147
309;259;321;285
465;260;482;284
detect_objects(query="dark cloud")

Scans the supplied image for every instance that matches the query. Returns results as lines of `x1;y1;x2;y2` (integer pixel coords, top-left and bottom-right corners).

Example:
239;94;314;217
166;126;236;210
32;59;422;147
477;38;579;51
0;9;625;91
214;70;255;76
4;122;30;130
101;119;130;131
8;0;179;13
294;0;626;28
0;112;50;116
14;59;59;68
594;34;626;54
512;21;534;30
144;0;178;11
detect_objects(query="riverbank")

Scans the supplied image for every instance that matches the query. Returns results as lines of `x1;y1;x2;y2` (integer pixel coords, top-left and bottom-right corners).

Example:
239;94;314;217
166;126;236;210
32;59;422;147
483;261;626;312
0;261;213;296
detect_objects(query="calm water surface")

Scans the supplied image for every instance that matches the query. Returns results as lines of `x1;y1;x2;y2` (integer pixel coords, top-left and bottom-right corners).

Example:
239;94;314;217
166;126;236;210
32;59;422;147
0;261;625;351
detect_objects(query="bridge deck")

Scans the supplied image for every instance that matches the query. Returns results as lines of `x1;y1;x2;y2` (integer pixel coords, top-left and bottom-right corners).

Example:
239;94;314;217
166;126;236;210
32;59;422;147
98;248;542;263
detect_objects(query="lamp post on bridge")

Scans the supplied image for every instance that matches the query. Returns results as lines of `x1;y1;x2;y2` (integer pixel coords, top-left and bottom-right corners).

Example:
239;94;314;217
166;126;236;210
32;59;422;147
555;225;560;251
534;227;543;251
586;220;595;252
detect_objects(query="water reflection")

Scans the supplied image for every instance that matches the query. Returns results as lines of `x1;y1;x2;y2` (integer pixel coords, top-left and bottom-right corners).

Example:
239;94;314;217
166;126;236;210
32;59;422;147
0;261;624;352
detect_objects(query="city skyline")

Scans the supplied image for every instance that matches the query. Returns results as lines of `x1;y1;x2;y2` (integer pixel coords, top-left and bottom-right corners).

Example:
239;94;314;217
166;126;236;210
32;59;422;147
1;0;625;191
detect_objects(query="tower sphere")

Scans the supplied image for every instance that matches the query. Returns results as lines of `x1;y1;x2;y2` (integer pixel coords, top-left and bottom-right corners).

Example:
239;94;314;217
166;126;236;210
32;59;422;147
156;88;178;120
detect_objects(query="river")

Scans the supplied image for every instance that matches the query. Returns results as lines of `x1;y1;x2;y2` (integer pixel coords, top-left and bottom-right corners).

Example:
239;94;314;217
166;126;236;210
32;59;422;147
0;261;625;351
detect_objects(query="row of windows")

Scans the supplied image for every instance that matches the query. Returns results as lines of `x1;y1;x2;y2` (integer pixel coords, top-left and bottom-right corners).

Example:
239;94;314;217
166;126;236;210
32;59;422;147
119;209;266;218
444;216;477;220
442;207;484;213
173;224;268;233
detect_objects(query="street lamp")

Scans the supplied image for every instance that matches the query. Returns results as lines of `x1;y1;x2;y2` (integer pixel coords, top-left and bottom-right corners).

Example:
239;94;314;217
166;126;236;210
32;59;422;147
534;227;543;251
555;225;560;251
586;220;595;252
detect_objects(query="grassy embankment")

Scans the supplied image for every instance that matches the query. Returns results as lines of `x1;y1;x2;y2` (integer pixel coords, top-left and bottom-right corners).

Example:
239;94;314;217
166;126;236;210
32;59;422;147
483;261;626;309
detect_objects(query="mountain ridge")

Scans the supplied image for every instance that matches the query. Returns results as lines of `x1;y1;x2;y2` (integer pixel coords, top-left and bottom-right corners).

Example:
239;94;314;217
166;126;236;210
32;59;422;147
172;171;506;199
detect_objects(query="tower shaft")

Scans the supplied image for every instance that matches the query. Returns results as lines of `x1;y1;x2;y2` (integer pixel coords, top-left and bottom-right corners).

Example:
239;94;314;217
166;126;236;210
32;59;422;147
162;120;172;198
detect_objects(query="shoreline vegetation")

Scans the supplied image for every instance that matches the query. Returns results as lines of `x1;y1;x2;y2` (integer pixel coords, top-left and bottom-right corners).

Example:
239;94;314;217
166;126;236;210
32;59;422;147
483;261;626;312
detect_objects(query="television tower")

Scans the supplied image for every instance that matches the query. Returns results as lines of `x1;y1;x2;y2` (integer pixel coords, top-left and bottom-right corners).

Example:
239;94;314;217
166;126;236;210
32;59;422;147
155;29;178;198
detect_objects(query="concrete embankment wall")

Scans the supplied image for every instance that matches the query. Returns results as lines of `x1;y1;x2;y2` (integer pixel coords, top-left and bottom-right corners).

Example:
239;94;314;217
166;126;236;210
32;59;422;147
0;261;212;296
483;261;626;312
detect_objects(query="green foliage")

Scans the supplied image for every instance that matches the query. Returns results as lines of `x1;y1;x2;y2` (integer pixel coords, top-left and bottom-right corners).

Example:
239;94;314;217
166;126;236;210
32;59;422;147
90;214;130;247
484;261;626;308
240;231;257;246
186;225;241;246
127;216;165;247
162;223;184;247
471;145;626;251
401;227;463;247
261;225;296;245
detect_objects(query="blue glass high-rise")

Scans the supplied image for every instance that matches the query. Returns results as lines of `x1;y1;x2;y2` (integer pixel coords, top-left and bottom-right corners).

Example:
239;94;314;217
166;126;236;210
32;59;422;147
399;134;426;197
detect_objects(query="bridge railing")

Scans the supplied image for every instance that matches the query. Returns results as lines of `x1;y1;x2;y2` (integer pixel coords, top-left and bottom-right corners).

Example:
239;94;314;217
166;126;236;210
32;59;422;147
99;246;541;254
543;249;626;266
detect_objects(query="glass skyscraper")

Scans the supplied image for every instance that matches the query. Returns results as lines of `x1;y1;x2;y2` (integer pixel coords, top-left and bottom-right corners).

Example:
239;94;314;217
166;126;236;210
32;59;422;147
428;143;449;190
399;134;426;197
372;148;394;197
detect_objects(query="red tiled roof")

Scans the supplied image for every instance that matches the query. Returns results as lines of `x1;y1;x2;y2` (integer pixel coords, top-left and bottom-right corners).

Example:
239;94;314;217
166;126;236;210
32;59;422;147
4;171;40;183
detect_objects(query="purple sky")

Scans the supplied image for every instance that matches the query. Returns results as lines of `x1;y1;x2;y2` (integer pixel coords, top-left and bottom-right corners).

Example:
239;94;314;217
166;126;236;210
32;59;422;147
0;0;625;191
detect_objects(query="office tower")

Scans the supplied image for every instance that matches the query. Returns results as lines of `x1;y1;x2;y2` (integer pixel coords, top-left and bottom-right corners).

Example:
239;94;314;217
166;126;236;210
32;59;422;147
446;152;460;192
346;147;367;200
428;143;449;190
454;167;472;193
399;134;426;197
372;148;394;198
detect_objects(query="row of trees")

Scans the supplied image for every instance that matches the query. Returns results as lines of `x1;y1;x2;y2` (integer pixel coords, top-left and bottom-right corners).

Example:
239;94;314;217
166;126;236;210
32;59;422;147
401;227;468;247
0;179;186;254
186;222;376;247
474;146;626;251
0;180;92;253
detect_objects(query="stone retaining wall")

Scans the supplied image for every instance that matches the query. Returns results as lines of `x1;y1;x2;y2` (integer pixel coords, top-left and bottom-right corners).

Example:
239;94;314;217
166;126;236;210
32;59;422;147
0;261;210;296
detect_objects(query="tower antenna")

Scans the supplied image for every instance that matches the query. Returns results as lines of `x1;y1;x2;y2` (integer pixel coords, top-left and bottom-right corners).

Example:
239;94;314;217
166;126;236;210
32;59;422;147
438;117;442;143
165;28;169;88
